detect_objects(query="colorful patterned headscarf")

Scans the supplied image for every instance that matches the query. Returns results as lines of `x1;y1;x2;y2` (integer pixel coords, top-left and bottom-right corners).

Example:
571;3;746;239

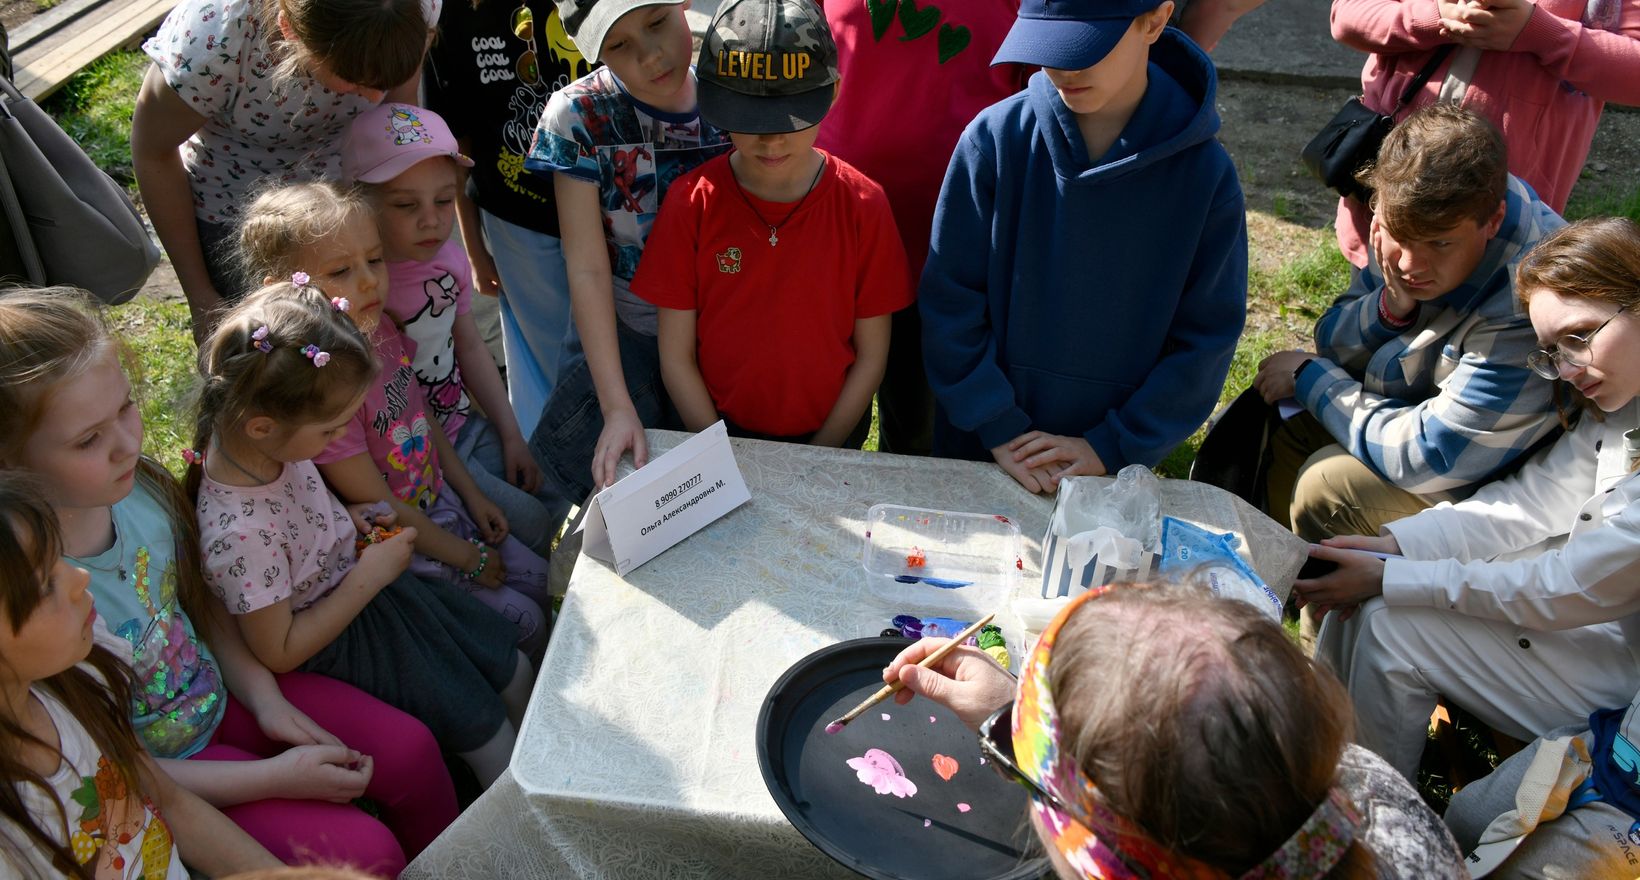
1011;587;1363;880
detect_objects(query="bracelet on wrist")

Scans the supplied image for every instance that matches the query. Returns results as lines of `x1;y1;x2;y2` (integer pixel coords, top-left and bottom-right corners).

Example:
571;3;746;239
465;538;490;580
1378;288;1417;328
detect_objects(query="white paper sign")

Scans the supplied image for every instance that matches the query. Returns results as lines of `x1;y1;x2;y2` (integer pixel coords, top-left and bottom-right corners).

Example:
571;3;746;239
578;421;751;575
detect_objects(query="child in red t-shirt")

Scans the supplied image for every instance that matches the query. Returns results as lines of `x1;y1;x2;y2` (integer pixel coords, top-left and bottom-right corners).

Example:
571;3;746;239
632;0;913;446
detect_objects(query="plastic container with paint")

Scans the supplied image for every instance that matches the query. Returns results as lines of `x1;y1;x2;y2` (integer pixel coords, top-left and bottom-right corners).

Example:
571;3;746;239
862;504;1021;611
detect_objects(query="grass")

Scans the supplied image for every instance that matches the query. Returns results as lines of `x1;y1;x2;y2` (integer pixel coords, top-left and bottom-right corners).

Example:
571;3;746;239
112;300;196;478
1565;182;1640;225
41;51;147;189
1157;225;1351;478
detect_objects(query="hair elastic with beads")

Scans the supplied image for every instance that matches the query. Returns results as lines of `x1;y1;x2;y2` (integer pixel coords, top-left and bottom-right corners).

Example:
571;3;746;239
251;325;273;353
181;448;204;465
292;271;311;286
301;344;331;367
331;297;351;312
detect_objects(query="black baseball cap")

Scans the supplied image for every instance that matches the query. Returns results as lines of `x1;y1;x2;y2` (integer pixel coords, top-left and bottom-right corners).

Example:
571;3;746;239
696;0;841;134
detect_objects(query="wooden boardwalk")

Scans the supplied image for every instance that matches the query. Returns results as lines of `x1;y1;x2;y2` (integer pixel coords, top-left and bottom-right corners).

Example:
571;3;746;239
12;0;174;100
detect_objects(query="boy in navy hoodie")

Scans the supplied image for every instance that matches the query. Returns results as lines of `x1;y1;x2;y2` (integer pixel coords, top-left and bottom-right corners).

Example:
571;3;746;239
919;0;1247;493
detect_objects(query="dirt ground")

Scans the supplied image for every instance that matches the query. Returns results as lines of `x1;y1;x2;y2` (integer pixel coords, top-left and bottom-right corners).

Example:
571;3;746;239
1221;78;1640;261
1216;79;1640;341
1;0;43;32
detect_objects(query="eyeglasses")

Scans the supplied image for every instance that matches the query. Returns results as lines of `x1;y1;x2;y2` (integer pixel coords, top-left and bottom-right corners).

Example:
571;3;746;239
511;5;540;86
1527;304;1630;380
978;701;1082;820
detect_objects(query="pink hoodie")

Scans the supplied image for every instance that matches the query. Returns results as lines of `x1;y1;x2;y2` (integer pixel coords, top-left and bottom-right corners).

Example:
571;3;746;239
1331;0;1640;266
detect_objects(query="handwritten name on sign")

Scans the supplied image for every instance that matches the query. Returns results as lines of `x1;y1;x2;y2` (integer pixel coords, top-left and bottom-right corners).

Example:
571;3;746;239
717;50;811;81
579;421;752;575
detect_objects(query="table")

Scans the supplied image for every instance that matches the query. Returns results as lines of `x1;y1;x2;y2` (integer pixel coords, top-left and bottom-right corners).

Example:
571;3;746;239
404;432;1055;880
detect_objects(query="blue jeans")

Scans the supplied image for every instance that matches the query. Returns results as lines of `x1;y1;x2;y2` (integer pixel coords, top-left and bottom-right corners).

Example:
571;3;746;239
453;415;570;557
529;320;670;503
479;209;580;434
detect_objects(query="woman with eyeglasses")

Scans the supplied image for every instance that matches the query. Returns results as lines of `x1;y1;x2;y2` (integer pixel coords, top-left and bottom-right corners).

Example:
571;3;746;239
1296;216;1640;781
882;580;1465;879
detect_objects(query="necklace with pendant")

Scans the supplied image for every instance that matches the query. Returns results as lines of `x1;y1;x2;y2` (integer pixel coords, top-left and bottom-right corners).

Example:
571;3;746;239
729;155;826;247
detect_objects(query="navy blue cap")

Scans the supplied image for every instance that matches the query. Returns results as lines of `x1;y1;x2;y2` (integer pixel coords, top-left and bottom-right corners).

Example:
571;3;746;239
992;0;1166;69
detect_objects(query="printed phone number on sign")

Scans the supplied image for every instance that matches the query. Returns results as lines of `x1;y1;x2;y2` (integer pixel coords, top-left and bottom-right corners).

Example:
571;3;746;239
655;474;705;510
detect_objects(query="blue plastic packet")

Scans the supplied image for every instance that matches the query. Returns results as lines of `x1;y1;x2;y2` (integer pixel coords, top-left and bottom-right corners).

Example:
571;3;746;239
1157;517;1283;622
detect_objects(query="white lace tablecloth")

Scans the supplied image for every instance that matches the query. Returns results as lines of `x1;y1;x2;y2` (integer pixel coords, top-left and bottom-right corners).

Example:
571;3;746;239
404;433;1055;879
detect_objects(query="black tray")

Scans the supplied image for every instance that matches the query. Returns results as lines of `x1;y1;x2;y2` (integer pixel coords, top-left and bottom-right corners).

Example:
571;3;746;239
757;637;1048;880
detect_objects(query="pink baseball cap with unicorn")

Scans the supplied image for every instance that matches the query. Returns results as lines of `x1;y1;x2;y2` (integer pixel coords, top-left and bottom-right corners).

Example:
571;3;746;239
342;103;475;184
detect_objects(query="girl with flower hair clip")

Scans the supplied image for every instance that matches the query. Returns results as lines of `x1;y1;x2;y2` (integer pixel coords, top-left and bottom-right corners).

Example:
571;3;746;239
882;579;1466;879
0;287;448;875
188;282;536;791
236;181;552;659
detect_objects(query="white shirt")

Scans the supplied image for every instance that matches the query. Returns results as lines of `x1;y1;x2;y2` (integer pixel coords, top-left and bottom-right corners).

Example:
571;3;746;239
1384;399;1640;651
2;674;187;879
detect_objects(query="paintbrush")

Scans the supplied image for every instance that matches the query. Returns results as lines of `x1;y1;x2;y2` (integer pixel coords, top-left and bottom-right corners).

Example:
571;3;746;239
825;612;998;735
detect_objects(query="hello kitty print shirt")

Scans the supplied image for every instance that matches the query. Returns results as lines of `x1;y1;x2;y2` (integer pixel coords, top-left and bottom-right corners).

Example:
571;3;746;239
313;322;444;510
198;459;359;615
384;238;471;439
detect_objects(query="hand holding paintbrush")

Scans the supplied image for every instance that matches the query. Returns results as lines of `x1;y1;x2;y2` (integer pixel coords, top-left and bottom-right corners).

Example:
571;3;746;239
826;613;998;734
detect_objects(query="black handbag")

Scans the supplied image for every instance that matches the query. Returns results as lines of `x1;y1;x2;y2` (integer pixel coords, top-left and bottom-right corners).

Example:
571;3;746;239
1302;45;1455;202
1188;388;1281;510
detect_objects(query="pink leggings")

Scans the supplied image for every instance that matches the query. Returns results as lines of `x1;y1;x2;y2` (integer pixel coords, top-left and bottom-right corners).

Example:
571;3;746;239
191;672;459;877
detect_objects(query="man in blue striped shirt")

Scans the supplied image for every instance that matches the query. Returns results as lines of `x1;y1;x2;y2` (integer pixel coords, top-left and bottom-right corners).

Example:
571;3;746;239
1251;104;1563;542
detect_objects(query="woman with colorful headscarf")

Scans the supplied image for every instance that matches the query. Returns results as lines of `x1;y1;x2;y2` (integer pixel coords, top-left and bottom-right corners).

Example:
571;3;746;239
882;581;1466;879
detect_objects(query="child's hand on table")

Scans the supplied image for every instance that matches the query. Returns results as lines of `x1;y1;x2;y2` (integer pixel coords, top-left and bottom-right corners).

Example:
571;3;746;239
593;406;649;490
1010;431;1106;490
991;440;1060;494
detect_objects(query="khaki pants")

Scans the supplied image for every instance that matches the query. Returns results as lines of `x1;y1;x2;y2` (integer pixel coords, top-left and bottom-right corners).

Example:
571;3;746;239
1265;414;1434;645
1264;413;1431;542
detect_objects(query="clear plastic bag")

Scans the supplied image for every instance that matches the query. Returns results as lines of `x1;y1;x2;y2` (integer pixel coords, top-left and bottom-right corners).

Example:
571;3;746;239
1052;464;1162;552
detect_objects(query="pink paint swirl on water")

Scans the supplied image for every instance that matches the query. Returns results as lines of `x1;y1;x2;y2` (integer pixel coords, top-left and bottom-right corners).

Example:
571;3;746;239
846;749;919;798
